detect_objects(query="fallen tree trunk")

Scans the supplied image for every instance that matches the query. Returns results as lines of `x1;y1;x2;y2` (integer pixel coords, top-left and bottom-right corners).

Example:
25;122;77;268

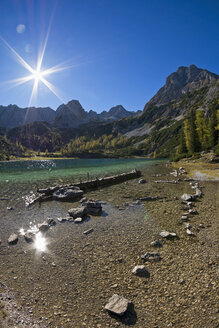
27;169;141;205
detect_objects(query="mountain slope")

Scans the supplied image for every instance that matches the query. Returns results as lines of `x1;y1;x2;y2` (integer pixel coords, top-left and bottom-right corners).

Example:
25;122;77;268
0;105;56;129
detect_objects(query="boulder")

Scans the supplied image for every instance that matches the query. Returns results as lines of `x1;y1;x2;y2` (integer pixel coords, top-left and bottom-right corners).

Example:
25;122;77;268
8;233;18;245
160;231;178;239
105;294;131;316
68;206;88;219
81;199;102;216
53;187;83;201
141;252;161;262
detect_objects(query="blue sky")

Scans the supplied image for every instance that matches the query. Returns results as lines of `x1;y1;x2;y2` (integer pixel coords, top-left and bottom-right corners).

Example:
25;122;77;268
0;0;218;112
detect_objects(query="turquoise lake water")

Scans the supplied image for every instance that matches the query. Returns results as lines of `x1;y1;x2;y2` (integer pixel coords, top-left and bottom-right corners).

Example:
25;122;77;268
0;158;163;184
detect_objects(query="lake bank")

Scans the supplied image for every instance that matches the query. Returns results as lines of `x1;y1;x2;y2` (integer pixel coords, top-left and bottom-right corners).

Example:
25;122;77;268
0;159;218;327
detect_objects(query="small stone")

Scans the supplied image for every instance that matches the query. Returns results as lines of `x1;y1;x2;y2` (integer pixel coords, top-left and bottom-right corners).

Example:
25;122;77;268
51;262;56;267
186;229;195;236
111;284;118;288
68;206;88;219
57;217;68;223
132;265;149;276
83;228;94;235
160;231;178;239
185;223;192;229
47;218;56;226
8;233;18;245
141;252;161;262
7;206;14;210
150;240;162;248
74;217;83;223
181;215;189;222
105;294;131;316
188;209;198;215
199;224;205;229
138;179;147;184
181;194;193;201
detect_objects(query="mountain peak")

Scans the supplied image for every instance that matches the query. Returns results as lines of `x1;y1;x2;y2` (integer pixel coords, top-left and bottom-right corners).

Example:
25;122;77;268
145;65;218;108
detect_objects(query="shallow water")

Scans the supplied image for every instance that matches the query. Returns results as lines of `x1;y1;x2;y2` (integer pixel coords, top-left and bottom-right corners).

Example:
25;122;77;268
0;158;167;327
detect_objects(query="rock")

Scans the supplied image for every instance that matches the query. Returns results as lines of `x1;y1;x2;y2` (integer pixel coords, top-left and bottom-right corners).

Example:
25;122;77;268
132;265;149;276
74;217;83;223
138;179;147;184
83;228;94;235
170;170;178;177
53;187;83;201
47;218;56;226
68;206;88;219
57;217;68;223
181;194;193;201
181;215;190;222
188;209;198;215
186;229;195;236
195;188;202;198
199;224;205;228
160;231;178;239
105;294;131;316
24;232;34;243
38;222;50;233
81;199;102;216
7;206;14;210
141;252;161;262
8;233;18;245
185;223;192;229
150;240;163;248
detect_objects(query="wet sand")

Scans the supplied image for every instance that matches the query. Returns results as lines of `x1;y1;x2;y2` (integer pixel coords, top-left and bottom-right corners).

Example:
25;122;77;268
0;162;218;327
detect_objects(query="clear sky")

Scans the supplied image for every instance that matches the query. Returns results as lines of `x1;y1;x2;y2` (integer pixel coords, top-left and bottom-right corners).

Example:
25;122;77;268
0;0;218;112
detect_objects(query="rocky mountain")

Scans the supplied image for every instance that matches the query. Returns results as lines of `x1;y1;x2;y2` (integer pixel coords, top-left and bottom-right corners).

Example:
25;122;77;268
0;105;56;129
0;100;139;129
54;101;140;128
144;64;218;109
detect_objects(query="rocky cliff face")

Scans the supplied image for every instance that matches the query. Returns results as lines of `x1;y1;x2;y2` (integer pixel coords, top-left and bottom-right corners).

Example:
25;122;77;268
144;64;218;110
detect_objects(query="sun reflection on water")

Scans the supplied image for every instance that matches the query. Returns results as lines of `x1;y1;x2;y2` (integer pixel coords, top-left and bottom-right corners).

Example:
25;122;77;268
34;232;47;252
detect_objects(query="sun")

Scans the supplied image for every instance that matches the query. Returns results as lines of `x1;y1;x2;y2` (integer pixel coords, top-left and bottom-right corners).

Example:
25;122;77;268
32;69;44;82
0;34;71;106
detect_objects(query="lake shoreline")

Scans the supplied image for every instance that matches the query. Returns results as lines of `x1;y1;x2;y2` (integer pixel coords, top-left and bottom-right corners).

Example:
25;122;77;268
0;160;218;327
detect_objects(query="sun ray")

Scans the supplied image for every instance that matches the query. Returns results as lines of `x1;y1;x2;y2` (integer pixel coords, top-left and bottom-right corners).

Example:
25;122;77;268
0;36;34;74
40;77;65;103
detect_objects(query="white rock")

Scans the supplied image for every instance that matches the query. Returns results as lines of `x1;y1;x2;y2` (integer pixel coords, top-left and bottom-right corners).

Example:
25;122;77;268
105;294;131;316
132;265;149;276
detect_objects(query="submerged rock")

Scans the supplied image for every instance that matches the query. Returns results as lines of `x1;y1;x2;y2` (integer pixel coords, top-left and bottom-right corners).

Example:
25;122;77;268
68;206;88;219
24;232;34;243
53;187;83;201
81;198;102;216
38;222;50;233
105;294;131;316
8;233;18;245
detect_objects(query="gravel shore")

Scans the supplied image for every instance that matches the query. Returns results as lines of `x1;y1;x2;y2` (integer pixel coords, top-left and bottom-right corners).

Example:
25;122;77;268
0;162;218;327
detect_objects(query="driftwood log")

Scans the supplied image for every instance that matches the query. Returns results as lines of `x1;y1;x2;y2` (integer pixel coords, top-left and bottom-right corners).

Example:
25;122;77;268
26;169;141;206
